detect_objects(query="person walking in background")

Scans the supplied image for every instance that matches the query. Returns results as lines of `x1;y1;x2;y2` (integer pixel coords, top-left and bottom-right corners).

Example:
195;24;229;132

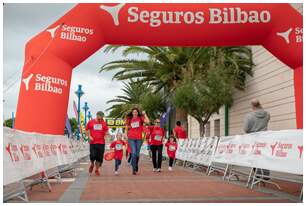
110;133;126;175
244;99;271;180
86;111;109;176
125;108;150;175
173;121;187;139
165;134;178;171
148;118;165;172
244;99;270;133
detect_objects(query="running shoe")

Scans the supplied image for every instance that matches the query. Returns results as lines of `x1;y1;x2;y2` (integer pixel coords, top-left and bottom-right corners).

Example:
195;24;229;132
153;168;157;172
115;171;119;176
157;168;161;172
88;164;94;174
168;167;173;171
132;170;137;175
95;169;100;176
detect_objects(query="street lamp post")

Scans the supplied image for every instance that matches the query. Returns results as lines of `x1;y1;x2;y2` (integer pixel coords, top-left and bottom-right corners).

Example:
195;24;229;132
75;84;84;140
82;102;89;126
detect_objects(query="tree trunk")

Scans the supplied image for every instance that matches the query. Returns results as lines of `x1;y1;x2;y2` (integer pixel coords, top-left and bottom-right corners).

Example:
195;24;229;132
199;120;205;138
175;107;188;132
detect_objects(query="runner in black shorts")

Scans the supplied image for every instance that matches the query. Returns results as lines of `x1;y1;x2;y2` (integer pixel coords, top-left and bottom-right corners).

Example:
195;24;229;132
86;111;109;176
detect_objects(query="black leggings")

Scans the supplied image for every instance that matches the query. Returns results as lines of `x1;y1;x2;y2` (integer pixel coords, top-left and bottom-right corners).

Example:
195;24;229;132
150;145;163;169
90;144;105;166
169;157;175;167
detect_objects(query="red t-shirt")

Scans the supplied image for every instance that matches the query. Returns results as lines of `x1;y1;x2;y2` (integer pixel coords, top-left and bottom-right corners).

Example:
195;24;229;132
165;141;178;159
86;119;108;144
148;126;165;146
126;116;145;139
174;126;187;139
144;126;151;142
110;140;126;160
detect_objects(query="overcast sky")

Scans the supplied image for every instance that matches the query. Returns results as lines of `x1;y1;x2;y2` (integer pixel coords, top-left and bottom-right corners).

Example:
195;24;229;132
3;3;143;120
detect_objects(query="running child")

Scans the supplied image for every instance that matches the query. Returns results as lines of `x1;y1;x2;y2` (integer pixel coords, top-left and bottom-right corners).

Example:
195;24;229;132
165;134;178;171
110;133;126;175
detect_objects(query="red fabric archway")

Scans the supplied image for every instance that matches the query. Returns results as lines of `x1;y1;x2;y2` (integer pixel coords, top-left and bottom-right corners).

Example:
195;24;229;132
15;3;302;135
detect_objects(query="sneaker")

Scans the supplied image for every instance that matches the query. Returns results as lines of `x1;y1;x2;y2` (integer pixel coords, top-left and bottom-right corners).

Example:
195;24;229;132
135;166;139;172
157;168;161;172
115;171;119;176
153;168;157;172
95;170;100;176
89;164;94;174
132;170;137;175
168;167;173;171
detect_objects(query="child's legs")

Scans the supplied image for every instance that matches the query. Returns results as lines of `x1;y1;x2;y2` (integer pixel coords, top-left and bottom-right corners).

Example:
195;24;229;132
169;157;174;167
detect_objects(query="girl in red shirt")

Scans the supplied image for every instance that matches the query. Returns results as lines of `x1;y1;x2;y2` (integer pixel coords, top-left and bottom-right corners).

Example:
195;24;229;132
165;134;178;171
125;108;150;175
148;118;165;172
110;133;126;175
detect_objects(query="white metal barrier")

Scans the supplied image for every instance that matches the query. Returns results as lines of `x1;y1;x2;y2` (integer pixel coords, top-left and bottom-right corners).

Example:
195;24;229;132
3;128;89;202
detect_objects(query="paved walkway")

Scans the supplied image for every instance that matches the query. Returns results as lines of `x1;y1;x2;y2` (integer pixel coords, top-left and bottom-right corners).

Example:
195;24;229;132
22;155;301;203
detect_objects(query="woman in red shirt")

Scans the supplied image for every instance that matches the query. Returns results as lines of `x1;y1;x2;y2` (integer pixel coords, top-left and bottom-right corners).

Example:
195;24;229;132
165;134;178;171
148;118;165;172
125;108;150;175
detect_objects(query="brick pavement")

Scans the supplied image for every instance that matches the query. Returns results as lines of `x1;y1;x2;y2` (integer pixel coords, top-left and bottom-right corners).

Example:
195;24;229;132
10;155;301;203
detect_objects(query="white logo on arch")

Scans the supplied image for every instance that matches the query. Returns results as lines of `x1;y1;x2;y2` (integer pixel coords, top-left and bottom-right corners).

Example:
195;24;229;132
276;28;293;44
46;25;61;38
100;3;126;26
22;74;33;91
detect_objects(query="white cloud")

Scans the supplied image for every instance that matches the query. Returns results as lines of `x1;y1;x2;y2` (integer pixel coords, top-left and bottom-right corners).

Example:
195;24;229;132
3;3;146;122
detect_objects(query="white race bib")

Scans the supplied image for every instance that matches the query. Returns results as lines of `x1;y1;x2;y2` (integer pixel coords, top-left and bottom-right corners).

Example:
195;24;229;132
131;121;140;128
93;124;102;130
115;144;122;150
154;135;162;141
169;145;176;151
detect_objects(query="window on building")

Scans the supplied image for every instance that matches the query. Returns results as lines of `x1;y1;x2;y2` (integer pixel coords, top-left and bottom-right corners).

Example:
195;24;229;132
214;119;220;137
205;121;210;137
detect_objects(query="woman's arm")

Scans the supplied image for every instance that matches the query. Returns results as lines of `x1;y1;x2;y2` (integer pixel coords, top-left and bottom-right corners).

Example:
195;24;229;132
142;111;150;124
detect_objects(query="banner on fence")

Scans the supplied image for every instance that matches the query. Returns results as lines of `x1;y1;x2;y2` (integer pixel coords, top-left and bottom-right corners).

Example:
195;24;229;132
213;130;303;175
4;127;89;185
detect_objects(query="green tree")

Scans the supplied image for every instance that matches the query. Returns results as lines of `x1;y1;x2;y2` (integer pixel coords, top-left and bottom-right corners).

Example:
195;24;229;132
174;67;234;137
101;46;254;135
3;118;13;128
106;79;166;120
69;118;78;133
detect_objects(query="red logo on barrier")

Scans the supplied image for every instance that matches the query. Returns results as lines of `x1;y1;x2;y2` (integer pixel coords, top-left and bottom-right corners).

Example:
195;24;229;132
270;142;278;155
238;144;250;155
62;144;68;155
51;144;58;155
20;144;31;160
6;144;20;162
32;144;44;158
252;142;267;155
43;144;51;156
298;145;303;159
6;143;13;161
270;142;292;158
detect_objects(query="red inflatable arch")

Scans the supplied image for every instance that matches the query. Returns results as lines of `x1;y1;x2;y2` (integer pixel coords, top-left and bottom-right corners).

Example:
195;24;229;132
15;3;303;135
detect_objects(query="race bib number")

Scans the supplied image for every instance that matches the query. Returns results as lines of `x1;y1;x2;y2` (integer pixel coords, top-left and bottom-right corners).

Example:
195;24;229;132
93;124;102;130
115;144;122;150
169;145;176;151
154;135;162;141
131;121;140;128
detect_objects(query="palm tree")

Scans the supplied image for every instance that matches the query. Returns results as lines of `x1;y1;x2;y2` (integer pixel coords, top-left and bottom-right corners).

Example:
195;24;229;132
107;78;166;119
101;46;254;134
